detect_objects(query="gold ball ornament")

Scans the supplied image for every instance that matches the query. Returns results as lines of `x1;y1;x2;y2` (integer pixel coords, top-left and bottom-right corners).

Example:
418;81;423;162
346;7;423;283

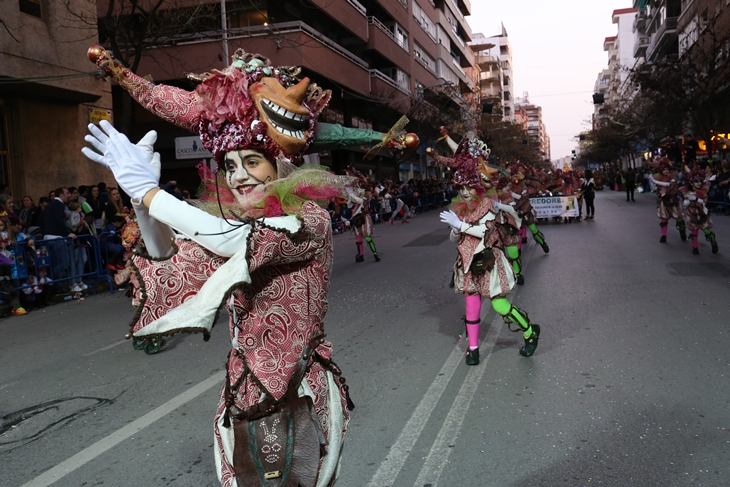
87;45;106;63
425;147;434;155
404;133;419;149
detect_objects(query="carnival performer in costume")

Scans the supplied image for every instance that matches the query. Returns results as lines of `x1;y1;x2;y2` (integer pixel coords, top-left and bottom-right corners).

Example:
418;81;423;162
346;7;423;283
508;164;550;253
82;46;416;487
345;167;380;263
681;168;719;255
649;157;687;243
429;139;541;365
522;167;550;254
496;174;524;285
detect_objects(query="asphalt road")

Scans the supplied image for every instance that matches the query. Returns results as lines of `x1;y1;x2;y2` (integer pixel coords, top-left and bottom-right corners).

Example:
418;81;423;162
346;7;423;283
2;189;729;487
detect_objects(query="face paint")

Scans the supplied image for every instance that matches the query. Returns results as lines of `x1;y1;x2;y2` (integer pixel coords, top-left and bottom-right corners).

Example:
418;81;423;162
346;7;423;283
224;149;277;207
250;77;311;155
459;186;476;201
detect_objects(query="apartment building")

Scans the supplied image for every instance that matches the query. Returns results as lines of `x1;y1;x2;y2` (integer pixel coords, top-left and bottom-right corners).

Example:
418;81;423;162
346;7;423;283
677;0;730;58
96;0;475;184
632;0;682;62
468;24;514;122
0;0;113;199
514;95;550;161
593;8;637;127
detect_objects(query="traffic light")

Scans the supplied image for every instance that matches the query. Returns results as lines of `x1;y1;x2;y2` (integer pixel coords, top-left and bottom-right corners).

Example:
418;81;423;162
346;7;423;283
571;150;577;160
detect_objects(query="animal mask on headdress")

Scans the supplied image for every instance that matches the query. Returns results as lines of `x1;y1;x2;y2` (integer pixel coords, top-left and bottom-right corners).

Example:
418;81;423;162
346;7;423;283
88;47;330;168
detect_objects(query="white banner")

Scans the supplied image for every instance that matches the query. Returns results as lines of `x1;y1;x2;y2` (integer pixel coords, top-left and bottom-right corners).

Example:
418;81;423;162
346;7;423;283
530;196;579;218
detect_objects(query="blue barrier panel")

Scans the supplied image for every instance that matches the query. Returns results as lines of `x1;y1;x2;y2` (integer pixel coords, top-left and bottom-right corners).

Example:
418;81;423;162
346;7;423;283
10;234;114;297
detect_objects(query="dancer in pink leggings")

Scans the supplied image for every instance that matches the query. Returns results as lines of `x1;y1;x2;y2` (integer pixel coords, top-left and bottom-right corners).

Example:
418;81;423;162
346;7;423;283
430;138;542;365
649;157;687;243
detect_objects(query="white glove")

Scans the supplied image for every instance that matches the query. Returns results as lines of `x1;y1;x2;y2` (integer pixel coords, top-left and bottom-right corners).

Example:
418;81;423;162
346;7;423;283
688;193;697;202
440;210;463;232
82;120;161;201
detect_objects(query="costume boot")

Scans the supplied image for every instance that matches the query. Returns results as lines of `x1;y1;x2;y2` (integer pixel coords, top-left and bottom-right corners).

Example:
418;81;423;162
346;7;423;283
493;299;541;357
506;246;524;285
659;220;668;243
465;317;481;365
705;230;719;254
365;236;380;262
355;240;364;263
676;219;687;241
531;227;549;253
144;337;166;354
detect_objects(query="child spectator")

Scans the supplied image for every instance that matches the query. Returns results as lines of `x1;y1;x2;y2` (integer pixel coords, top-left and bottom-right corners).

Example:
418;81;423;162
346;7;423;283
100;214;126;271
0;216;27;315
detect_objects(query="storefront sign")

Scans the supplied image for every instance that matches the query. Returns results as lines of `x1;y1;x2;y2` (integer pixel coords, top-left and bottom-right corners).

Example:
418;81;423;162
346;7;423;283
530;196;579;218
175;136;212;160
88;107;112;124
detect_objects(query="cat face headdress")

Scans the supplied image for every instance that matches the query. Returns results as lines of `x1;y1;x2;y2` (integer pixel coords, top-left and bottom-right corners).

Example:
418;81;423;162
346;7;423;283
88;47;330;173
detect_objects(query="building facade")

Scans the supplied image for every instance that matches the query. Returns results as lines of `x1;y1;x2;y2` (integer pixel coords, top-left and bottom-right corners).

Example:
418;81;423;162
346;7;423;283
632;0;682;62
514;95;550;162
593;8;638;127
468;23;514;122
0;0;112;200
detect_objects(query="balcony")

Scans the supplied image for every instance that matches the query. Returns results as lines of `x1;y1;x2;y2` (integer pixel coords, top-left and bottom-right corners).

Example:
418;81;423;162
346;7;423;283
310;0;368;42
369;69;410;96
646;16;678;60
458;0;471;16
155;21;371;95
633;8;648;31
366;17;411;68
436;9;472;67
475;54;499;69
633;34;650;57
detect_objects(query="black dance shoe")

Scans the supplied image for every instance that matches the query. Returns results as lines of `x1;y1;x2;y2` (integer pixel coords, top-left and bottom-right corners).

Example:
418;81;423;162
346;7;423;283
465;348;480;365
519;325;541;357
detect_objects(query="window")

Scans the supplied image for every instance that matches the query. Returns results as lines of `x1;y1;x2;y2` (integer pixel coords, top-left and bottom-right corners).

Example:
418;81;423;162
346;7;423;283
395;24;409;50
19;0;41;18
412;1;437;40
414;43;436;73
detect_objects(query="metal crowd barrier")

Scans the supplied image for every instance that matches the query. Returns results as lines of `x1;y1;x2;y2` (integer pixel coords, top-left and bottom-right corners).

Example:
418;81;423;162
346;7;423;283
10;232;119;297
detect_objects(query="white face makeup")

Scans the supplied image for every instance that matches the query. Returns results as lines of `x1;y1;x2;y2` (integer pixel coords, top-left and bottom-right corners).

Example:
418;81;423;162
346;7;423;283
224;149;277;206
459;186;476;201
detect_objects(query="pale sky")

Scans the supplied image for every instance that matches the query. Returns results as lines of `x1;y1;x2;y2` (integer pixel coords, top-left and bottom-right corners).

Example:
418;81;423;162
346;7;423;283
469;0;632;160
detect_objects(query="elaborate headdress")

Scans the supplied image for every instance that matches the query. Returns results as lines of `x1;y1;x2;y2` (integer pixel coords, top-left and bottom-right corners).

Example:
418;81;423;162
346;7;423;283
427;137;497;192
87;46;418;217
689;168;706;184
88;46;417;167
648;156;673;173
89;47;329;173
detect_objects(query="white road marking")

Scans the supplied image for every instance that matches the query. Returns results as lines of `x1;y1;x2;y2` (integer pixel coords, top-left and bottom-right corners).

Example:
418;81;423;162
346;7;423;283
19;370;225;487
367;240;537;486
365;343;464;487
83;339;128;356
412;316;504;487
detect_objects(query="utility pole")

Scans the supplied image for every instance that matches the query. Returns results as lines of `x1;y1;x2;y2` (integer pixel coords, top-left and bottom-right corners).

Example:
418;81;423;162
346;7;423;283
220;0;229;67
